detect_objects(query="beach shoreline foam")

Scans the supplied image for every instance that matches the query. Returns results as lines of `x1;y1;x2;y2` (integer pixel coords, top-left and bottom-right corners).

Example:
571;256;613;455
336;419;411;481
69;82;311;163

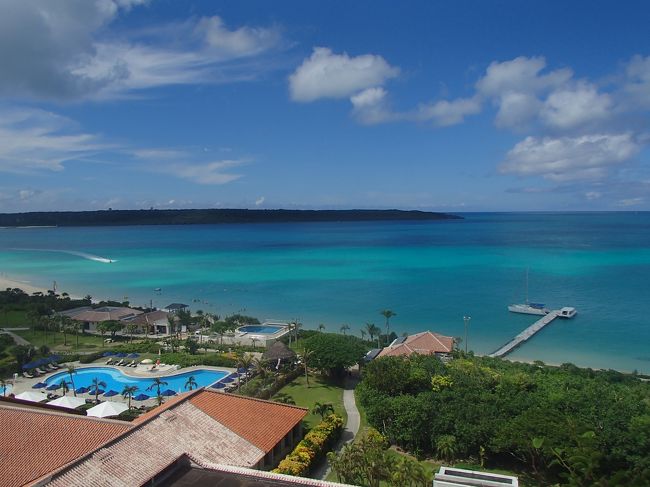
0;274;82;300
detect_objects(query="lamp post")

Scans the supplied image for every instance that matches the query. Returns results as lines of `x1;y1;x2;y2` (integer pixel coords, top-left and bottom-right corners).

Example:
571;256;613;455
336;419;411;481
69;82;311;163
463;316;471;354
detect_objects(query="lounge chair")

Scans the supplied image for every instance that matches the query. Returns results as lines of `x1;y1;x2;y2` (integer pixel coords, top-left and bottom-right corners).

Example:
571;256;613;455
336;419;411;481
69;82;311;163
36;368;48;375
129;361;137;367
106;359;114;365
23;372;34;379
52;362;61;369
115;359;124;366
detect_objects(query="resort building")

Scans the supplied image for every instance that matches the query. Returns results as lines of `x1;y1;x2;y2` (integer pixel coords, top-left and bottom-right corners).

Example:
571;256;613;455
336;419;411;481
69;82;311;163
1;388;312;486
376;330;454;359
433;466;519;487
162;303;190;314
58;306;143;333
132;309;173;335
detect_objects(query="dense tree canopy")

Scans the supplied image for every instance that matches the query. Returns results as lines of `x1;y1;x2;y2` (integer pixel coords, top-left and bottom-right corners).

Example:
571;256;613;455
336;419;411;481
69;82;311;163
358;354;650;485
304;332;367;377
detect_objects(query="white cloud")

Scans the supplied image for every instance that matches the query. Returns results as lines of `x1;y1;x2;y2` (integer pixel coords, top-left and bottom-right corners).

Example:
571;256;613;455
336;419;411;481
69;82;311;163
0;107;106;172
618;197;644;207
350;87;393;124
585;191;602;200
415;97;482;126
289;47;399;102
494;92;541;128
541;82;612;130
158;160;245;185
622;55;650;109
0;1;280;100
500;134;640;182
476;56;572;98
255;196;265;206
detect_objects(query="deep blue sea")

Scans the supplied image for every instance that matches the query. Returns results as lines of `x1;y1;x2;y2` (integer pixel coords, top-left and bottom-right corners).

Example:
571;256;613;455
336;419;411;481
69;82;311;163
1;212;649;373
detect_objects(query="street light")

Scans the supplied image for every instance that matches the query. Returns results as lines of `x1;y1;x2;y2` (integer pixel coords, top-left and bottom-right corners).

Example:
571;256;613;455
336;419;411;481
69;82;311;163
463;316;471;354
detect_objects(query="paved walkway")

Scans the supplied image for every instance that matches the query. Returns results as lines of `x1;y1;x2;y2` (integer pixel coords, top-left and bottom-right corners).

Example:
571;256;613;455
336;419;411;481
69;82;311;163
313;372;361;480
0;329;30;346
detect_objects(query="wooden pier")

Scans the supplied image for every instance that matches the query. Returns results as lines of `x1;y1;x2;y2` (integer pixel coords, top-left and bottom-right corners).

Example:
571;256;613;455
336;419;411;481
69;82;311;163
489;310;562;358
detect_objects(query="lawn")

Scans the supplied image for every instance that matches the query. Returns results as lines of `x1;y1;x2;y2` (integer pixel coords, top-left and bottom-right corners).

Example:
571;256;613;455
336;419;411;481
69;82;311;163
0;309;28;328
12;329;107;351
273;373;346;430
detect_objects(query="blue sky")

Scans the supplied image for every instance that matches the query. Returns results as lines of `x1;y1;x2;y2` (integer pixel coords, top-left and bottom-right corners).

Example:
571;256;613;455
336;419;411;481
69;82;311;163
1;0;649;212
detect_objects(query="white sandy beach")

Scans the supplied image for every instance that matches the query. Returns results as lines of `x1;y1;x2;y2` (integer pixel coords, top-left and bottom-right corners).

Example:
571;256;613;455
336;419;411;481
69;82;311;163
0;274;81;299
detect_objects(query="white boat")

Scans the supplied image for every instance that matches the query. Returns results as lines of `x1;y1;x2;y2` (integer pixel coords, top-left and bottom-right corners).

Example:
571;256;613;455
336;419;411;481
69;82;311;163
558;307;577;318
508;269;550;316
508;303;550;316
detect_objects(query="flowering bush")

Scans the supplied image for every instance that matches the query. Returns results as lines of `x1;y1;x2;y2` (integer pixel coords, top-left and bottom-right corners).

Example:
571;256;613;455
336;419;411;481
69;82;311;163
273;413;343;476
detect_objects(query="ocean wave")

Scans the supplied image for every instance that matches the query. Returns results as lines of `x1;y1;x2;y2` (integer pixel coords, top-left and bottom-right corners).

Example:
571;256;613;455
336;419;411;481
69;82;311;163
10;248;117;264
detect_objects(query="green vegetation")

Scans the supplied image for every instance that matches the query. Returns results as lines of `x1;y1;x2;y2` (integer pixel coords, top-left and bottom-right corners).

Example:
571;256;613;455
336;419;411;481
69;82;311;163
328;428;431;487
273;374;347;430
357;353;650;485
274;414;344;477
303;332;367;377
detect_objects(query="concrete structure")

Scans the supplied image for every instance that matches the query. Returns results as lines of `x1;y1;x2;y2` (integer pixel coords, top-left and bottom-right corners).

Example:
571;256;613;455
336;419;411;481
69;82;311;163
434;466;519;487
163;303;189;314
59;306;143;332
376;330;454;359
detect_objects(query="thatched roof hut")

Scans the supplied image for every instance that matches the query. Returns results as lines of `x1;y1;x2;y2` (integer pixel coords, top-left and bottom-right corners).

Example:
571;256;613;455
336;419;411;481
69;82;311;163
262;341;296;362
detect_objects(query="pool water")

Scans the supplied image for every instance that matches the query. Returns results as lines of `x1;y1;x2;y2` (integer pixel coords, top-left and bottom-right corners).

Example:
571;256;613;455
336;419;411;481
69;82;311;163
45;366;229;394
238;325;285;334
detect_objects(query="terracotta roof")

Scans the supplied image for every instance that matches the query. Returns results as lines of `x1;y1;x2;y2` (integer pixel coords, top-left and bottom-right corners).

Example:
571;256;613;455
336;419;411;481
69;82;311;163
377;330;454;358
190;390;308;452
0;404;131;487
47;401;264;487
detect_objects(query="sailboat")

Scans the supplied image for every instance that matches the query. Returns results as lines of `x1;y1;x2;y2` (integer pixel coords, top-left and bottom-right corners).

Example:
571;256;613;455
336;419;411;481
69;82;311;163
508;269;550;316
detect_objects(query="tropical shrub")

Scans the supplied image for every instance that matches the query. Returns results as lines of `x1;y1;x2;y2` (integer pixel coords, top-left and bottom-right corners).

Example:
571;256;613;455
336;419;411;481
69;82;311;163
273;413;343;476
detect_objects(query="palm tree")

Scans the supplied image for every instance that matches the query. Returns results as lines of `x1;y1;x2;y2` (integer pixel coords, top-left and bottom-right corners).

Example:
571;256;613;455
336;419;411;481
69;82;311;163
185;375;198;391
60;315;73;346
147;378;169;405
300;348;313;388
67;365;77;397
318;323;326;332
91;377;107;403
380;309;396;344
273;393;296;405
340;324;350;335
59;379;70;396
122;385;138;409
235;352;254;391
365;322;377;343
252;357;270;382
360;329;367;340
311;401;334;419
436;434;458;461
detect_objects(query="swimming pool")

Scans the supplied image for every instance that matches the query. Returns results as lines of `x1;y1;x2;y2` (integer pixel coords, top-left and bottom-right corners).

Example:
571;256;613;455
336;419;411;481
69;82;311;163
237;324;286;334
44;367;229;394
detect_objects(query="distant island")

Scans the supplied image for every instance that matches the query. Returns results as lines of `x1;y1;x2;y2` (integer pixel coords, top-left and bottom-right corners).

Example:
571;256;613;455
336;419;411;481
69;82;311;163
0;209;462;227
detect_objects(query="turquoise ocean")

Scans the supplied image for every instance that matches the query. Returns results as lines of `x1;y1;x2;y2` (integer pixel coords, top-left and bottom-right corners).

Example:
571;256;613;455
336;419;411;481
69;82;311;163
1;212;649;374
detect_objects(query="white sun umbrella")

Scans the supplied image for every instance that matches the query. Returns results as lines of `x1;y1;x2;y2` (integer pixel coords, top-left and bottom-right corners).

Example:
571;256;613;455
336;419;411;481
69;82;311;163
86;400;128;418
15;391;47;402
47;395;86;409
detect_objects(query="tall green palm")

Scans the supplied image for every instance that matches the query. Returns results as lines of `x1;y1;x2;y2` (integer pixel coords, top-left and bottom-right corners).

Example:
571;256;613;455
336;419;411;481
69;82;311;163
318;323;326;332
300;348;313;388
365;322;377;343
311;401;334;419
380;310;396;344
59;379;70;396
252;357;270;382
91;377;107;403
360;329;367;340
67;365;77;397
60;315;73;346
185;375;198;391
340;324;350;335
147;377;169;405
235;353;254;391
122;385;138;409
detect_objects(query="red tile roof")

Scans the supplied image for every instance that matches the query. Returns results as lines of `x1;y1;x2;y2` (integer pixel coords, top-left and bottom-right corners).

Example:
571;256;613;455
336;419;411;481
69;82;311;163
189;390;308;453
0;405;131;487
377;330;454;358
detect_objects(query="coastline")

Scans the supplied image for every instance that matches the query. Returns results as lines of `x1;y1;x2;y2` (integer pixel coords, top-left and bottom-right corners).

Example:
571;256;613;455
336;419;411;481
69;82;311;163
0;274;82;300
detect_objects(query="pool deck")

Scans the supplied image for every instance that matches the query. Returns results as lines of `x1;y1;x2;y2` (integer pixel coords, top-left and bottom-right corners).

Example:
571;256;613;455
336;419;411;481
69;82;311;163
7;362;235;408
